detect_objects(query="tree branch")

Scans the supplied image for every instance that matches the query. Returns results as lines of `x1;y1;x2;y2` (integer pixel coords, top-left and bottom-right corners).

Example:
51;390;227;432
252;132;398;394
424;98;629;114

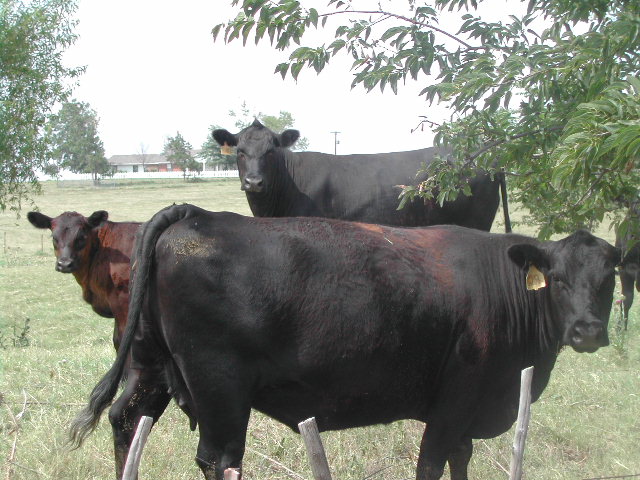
411;116;441;133
319;9;479;49
570;168;613;209
464;125;565;165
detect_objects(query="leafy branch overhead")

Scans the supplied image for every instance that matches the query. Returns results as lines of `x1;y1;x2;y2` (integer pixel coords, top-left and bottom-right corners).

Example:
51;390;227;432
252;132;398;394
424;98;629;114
214;0;640;237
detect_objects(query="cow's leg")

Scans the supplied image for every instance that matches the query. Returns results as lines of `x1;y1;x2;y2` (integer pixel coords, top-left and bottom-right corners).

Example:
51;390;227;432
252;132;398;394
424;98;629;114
620;269;634;330
112;321;121;351
416;424;448;480
108;366;171;479
415;369;480;480
447;437;473;480
111;303;128;352
193;392;251;480
181;364;251;480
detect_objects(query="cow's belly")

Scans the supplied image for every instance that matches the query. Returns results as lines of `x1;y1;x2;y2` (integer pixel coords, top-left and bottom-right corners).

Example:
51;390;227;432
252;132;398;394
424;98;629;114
465;393;520;439
251;375;428;432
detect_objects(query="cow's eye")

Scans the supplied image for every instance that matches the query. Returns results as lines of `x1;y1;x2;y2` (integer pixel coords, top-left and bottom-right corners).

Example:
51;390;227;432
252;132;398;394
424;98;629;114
52;237;58;247
75;236;86;248
551;274;566;286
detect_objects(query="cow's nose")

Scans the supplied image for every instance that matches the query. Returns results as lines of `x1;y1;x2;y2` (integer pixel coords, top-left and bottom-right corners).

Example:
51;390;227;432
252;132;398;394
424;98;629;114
56;258;74;273
568;320;609;352
244;176;263;192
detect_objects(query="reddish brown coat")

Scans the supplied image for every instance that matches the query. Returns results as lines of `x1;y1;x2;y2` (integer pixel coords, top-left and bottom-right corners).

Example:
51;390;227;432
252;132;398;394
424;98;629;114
28;210;139;349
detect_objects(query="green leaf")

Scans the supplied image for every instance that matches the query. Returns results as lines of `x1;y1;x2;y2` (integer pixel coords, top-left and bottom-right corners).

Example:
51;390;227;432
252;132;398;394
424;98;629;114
211;24;223;41
309;8;318;27
291;62;304;80
274;62;290;79
380;26;405;42
241;20;256;45
328;39;346;54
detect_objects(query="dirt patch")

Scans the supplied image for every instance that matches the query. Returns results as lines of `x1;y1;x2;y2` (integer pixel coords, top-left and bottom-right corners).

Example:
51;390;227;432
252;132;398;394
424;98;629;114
170;236;215;257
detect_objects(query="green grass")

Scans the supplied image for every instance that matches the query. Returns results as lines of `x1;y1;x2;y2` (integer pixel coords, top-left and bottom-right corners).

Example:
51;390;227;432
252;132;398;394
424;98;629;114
1;179;638;480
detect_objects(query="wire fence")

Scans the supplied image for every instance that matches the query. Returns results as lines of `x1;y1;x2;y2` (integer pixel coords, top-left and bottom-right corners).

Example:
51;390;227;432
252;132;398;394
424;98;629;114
37;169;240;182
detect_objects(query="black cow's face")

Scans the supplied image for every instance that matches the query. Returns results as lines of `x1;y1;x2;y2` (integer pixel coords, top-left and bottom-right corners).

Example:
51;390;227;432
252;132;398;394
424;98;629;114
212;119;300;193
508;230;621;353
28;210;108;273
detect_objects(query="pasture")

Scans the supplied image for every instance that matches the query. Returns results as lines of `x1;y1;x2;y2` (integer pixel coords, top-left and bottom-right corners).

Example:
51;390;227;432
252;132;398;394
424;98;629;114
1;178;639;480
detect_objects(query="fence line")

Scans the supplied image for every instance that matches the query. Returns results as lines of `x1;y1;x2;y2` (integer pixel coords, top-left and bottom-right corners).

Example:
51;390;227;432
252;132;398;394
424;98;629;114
37;169;239;182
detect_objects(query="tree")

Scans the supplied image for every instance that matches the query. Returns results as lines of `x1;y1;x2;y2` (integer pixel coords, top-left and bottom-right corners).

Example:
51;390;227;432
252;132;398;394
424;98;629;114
200;124;237;170
0;0;82;211
47;100;110;183
137;142;150;172
200;103;309;169
229;101;310;151
163;132;201;180
214;0;640;238
259;111;310;151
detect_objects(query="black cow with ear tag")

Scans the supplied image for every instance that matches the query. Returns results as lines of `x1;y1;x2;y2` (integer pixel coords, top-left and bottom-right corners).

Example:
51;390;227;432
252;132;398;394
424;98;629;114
72;205;619;480
213;119;512;231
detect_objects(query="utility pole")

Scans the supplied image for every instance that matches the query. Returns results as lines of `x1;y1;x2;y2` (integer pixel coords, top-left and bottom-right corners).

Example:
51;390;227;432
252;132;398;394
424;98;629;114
330;131;340;155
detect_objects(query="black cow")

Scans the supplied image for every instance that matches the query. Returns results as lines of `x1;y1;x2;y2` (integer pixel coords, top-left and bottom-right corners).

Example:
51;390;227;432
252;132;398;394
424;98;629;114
213;120;511;232
71;204;618;480
616;230;639;330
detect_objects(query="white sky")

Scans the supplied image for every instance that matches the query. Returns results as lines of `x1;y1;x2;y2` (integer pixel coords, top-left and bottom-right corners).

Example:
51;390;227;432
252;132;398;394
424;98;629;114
63;0;515;157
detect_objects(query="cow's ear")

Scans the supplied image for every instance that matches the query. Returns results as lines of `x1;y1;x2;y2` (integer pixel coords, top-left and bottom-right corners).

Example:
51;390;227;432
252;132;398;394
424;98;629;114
508;243;551;290
212;129;238;147
27;211;52;229
88;210;108;228
507;243;550;272
611;246;622;267
279;129;300;148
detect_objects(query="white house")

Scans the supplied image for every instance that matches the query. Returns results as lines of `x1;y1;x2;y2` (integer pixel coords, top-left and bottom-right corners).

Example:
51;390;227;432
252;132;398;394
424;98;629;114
107;150;229;173
108;153;179;173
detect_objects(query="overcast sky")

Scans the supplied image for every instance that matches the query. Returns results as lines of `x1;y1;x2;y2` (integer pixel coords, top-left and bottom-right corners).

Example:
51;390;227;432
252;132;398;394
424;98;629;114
63;1;511;157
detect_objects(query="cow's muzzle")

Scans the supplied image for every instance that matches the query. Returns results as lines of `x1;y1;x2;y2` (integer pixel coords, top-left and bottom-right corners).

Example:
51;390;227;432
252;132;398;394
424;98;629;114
56;258;76;273
243;175;264;193
566;319;609;353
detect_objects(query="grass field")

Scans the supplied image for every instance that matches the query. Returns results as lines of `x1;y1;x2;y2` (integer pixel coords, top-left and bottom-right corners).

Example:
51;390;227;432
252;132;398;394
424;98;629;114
1;178;638;480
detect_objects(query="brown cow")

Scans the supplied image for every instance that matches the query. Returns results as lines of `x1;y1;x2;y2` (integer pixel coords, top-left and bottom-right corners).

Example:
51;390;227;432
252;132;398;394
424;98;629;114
27;210;140;350
30;210;194;468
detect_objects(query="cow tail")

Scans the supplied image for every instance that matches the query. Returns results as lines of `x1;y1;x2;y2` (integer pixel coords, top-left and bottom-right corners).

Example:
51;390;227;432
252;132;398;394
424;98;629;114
499;169;512;233
69;203;204;448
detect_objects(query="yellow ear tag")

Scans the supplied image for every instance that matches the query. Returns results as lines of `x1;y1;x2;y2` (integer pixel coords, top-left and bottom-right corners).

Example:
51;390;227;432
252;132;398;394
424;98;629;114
220;143;233;155
526;264;547;291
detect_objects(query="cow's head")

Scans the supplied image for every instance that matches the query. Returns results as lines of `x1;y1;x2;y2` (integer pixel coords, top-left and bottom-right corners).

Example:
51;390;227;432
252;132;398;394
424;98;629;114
508;230;621;353
28;210;108;273
212;119;300;193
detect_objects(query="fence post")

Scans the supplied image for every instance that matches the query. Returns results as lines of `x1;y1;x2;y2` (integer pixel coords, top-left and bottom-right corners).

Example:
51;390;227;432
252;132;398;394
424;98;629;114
224;468;241;480
509;366;534;480
122;416;153;480
298;417;333;480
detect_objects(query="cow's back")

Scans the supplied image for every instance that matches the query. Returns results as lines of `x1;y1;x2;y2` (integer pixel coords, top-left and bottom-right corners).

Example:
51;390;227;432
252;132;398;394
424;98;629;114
287;148;500;229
